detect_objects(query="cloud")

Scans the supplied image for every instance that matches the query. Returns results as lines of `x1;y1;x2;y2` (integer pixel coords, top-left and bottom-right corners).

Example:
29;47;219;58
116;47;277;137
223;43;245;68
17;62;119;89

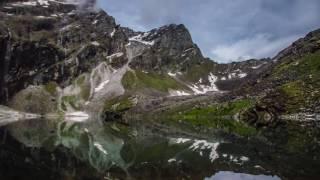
211;34;301;63
97;0;320;62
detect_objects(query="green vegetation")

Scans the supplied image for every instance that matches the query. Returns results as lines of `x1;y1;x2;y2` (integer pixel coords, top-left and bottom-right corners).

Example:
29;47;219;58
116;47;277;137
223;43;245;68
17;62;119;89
182;61;216;82
122;71;136;90
277;80;310;113
174;99;254;117
273;51;320;79
44;82;58;96
61;95;80;111
296;51;320;75
104;95;136;112
285;123;313;153
76;75;86;86
80;85;91;101
281;81;304;98
76;74;91;101
122;70;187;92
270;51;320;113
163;99;257;136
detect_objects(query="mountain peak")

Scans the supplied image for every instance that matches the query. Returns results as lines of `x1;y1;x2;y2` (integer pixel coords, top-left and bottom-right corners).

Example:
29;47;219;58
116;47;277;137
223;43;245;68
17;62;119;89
126;23;205;72
0;0;97;10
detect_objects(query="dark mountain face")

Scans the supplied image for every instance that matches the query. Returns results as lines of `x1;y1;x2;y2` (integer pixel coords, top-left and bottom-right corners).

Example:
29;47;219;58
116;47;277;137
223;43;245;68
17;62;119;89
127;24;205;72
0;0;129;102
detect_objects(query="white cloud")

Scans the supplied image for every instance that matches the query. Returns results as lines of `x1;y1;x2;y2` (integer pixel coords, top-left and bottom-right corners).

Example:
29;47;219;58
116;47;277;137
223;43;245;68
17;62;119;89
210;34;300;63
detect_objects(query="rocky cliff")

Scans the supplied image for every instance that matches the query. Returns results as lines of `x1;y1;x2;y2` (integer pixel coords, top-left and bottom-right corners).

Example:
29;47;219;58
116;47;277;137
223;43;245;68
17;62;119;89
0;0;127;107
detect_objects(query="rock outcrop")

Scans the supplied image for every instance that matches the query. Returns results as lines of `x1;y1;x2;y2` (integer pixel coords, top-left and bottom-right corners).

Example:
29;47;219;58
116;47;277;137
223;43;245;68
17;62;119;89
0;0;128;105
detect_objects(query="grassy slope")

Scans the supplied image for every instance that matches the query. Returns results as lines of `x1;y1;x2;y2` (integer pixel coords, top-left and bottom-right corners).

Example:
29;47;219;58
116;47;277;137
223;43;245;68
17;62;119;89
158;99;257;137
103;95;135;112
181;60;217;83
122;70;189;93
271;51;320;113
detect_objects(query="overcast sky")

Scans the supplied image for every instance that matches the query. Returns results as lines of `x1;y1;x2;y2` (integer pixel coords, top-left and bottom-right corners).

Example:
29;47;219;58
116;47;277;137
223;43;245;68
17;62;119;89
97;0;320;63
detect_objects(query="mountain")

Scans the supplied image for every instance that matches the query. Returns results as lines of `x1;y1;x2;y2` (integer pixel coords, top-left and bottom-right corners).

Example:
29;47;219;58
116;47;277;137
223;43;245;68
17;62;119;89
0;0;319;126
240;29;320;126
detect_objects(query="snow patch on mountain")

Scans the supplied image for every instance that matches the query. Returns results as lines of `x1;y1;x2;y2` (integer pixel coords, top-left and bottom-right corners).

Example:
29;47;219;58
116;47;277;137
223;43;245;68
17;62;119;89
238;72;247;78
225;69;248;79
188;73;219;95
251;64;263;69
168;72;177;77
106;52;124;59
171;138;191;144
168;72;182;77
129;32;155;46
9;0;69;7
110;28;116;37
94;80;110;92
169;90;191;97
92;19;98;25
89;62;114;98
91;41;100;46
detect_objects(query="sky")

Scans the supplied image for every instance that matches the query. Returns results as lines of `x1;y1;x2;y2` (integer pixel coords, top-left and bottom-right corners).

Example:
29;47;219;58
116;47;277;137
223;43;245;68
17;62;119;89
97;0;320;63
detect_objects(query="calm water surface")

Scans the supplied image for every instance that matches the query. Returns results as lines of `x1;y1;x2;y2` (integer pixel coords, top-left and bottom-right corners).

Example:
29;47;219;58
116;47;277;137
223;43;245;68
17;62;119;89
0;108;320;180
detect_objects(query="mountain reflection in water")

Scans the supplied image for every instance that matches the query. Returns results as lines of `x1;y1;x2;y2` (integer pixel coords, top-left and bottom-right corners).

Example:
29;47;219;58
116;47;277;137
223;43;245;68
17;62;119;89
0;106;320;180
